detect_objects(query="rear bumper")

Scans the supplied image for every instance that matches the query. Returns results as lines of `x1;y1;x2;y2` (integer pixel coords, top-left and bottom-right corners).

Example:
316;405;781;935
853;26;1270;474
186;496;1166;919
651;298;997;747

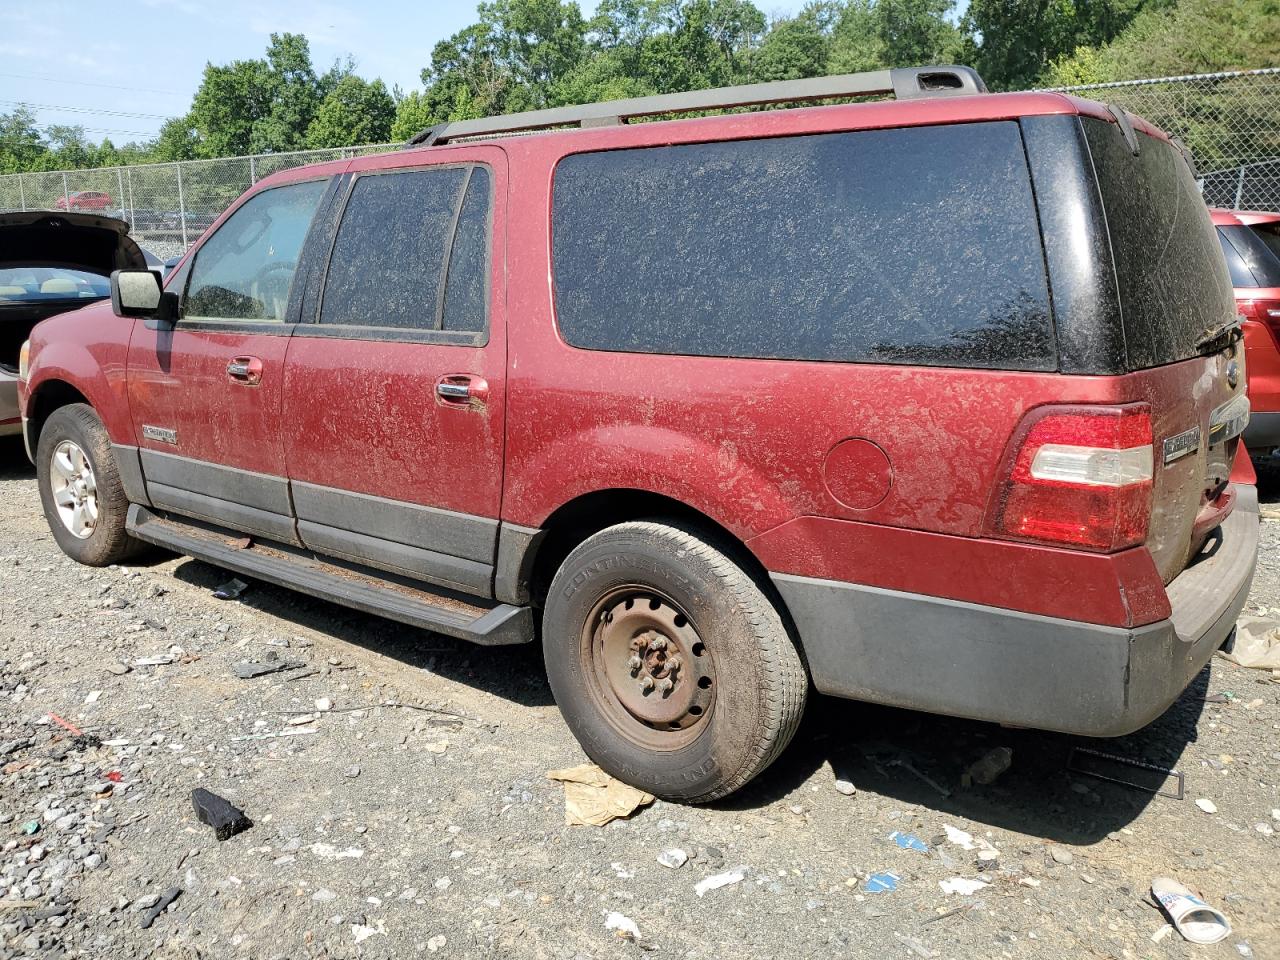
774;485;1259;737
1244;410;1280;450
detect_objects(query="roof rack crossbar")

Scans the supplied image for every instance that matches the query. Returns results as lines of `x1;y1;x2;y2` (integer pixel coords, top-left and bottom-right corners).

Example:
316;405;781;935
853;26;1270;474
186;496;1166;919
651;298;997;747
407;65;986;147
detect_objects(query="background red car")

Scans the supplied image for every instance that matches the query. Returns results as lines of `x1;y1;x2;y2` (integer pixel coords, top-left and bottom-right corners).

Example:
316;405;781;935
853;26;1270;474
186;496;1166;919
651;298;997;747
54;191;113;212
1212;208;1280;454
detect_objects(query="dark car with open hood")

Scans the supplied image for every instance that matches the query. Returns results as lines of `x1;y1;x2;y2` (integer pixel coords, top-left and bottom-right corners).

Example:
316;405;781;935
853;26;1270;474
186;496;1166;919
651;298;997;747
0;212;157;441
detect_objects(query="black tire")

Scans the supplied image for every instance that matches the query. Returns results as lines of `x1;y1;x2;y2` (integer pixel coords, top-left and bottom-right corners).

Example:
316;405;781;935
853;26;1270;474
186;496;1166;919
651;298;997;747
36;404;145;566
543;520;807;803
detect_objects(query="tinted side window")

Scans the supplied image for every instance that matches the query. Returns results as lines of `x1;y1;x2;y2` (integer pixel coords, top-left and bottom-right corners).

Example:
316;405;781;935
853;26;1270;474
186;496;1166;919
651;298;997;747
1221;224;1280;288
441;168;491;333
552;122;1054;369
1253;222;1280;261
1218;228;1257;287
185;180;327;323
319;165;490;332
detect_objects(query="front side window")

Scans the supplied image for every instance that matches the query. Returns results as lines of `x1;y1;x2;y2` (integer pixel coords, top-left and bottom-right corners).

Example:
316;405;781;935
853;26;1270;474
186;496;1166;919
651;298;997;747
318;164;491;334
551;122;1054;369
184;179;328;323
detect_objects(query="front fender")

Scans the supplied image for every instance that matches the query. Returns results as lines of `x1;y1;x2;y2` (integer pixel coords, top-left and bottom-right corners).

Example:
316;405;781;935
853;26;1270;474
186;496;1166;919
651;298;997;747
22;303;137;445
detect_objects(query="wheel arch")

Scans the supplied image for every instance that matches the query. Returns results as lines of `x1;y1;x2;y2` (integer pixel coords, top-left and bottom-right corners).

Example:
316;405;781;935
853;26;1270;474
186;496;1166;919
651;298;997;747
25;378;92;458
515;488;802;651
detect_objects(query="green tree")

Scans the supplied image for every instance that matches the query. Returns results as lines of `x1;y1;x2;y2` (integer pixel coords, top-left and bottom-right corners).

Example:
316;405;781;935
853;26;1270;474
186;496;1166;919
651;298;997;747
752;4;837;82
0;106;46;173
151;115;200;162
1045;0;1280;84
306;75;396;148
252;33;324;152
965;0;1162;91
875;0;961;67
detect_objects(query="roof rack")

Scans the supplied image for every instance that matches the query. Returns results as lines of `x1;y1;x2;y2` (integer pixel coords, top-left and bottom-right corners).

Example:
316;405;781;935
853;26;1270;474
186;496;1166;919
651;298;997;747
406;64;986;147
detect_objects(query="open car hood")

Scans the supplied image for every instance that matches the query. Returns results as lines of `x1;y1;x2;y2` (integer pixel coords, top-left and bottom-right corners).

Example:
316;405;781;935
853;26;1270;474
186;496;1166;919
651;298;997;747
0;210;149;275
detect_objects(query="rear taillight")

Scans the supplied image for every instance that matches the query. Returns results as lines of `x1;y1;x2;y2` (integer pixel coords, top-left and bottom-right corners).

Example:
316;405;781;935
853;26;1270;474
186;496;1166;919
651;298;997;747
989;404;1154;552
1241;298;1280;338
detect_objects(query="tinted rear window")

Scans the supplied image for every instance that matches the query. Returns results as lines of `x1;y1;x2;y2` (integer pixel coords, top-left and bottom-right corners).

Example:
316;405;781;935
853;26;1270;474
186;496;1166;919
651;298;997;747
552;122;1054;370
1083;119;1235;369
1220;224;1280;288
1218;228;1258;286
1253;222;1280;261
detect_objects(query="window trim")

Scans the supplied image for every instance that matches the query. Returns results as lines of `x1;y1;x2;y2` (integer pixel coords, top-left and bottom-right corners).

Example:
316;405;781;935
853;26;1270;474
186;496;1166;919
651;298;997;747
298;160;493;347
170;175;335;337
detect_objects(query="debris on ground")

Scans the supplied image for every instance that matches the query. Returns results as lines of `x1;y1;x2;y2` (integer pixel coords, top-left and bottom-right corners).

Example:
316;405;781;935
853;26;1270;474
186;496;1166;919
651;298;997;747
834;777;856;796
213;577;249;600
694;867;747;897
864;871;900;894
1196;798;1219;814
961;746;1012;787
546;762;655;826
890;831;929;853
191;787;253;840
1220;617;1280;669
232;653;305;679
939;877;990;896
657;848;688;869
604;911;641;940
1152;877;1233;945
139;887;182;929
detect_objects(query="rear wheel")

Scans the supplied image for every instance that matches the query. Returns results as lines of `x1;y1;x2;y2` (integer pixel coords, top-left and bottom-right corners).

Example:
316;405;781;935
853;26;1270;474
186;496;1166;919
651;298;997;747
543;521;807;803
36;404;144;566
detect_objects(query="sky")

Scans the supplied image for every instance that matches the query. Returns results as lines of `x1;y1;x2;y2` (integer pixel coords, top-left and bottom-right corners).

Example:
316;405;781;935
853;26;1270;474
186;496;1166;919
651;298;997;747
1;0;815;145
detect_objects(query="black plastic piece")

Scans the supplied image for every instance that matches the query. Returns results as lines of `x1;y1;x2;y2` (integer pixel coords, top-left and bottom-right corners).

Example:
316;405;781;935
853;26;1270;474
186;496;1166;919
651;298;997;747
1106;104;1141;156
889;65;987;99
191;788;253;840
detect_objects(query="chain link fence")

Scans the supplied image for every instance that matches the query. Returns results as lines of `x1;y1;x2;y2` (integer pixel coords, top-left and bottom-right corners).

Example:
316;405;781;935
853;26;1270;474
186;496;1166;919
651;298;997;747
0;67;1277;258
0;143;396;260
1049;67;1280;213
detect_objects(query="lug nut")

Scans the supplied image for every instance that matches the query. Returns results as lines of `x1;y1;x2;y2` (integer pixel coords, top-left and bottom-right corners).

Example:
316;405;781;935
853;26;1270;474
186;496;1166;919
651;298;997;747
640;676;655;692
626;654;642;674
650;636;669;651
666;656;681;676
656;677;674;696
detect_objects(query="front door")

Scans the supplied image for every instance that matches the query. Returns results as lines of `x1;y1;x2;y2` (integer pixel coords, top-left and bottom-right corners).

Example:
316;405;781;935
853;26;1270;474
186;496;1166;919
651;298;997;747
281;148;507;595
126;177;332;543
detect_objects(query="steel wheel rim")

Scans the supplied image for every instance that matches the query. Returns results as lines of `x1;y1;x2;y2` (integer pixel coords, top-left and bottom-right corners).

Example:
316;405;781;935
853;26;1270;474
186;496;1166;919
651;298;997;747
581;585;717;751
49;440;98;540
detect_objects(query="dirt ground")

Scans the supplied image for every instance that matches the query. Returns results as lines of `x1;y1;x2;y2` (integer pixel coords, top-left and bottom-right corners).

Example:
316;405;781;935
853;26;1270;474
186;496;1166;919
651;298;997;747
2;433;1278;960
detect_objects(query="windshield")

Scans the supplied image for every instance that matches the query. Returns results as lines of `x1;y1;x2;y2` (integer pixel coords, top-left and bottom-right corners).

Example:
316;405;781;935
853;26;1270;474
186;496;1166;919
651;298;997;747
0;267;110;303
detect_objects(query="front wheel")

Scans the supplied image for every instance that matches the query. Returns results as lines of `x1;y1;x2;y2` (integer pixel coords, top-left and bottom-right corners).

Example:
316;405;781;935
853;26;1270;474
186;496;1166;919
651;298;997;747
542;521;807;803
36;404;145;566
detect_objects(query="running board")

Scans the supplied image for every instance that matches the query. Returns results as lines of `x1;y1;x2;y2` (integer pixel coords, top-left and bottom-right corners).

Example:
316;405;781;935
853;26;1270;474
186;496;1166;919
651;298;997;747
126;505;534;646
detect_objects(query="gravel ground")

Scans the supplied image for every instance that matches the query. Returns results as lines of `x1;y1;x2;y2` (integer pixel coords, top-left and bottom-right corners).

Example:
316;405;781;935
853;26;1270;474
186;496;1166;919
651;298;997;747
2;433;1278;959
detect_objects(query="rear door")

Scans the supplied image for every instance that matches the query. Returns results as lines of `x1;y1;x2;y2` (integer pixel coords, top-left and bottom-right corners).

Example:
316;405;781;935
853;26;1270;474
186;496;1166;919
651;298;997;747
126;177;332;543
1081;118;1247;581
280;147;507;595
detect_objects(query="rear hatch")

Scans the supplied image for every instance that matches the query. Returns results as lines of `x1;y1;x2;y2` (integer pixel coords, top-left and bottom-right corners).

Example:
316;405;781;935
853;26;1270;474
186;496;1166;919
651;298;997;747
0;211;148;369
1083;118;1246;583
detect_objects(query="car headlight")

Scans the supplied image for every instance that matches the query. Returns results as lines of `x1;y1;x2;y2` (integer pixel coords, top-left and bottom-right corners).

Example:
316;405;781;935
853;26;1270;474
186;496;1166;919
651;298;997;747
18;340;30;382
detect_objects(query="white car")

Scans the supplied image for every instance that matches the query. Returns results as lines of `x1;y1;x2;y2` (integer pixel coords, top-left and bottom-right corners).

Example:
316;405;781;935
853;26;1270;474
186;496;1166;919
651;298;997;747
1;211;158;439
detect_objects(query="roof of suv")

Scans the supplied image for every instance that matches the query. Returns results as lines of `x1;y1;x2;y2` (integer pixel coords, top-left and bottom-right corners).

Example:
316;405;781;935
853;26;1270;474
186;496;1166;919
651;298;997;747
249;88;1154;196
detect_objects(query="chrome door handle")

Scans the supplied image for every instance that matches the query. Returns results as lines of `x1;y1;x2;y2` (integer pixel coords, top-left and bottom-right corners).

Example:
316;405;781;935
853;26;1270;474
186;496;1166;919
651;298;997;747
435;374;488;407
227;356;263;385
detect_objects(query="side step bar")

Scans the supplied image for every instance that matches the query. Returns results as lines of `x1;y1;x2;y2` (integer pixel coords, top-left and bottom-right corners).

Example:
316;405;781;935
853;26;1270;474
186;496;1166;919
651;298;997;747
126;505;534;646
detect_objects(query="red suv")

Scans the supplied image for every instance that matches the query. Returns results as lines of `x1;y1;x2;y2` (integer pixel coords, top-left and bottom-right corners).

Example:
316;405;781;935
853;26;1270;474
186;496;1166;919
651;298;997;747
17;67;1258;802
1211;208;1280;454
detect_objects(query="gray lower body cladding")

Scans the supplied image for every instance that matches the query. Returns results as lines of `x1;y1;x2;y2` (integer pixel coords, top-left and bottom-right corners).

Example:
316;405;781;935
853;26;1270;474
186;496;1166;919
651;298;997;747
774;485;1259;737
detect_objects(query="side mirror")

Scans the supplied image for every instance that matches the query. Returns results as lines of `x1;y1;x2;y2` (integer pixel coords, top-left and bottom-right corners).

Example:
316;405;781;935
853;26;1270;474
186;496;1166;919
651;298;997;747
110;269;177;325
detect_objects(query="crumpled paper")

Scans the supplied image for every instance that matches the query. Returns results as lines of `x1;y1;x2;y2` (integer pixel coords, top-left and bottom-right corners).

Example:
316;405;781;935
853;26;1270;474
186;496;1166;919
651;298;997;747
1219;617;1280;670
546;763;654;826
